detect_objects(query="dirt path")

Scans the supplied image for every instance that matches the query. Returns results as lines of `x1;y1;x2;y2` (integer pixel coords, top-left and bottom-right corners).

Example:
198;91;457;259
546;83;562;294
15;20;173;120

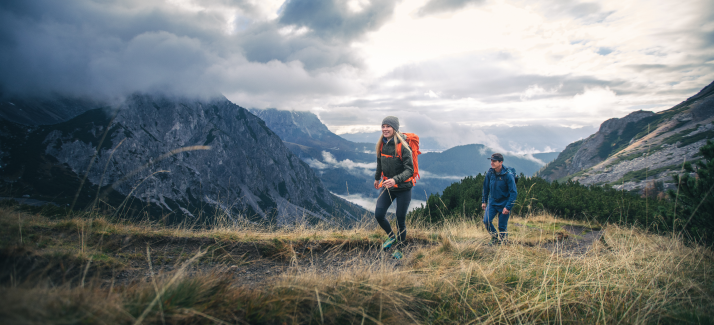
541;225;605;256
1;222;605;290
0;232;429;289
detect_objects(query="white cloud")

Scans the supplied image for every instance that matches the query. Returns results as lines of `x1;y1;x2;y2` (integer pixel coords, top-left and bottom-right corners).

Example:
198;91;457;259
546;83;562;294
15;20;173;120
424;90;439;98
347;0;372;13
333;192;425;212
572;86;618;115
305;151;376;176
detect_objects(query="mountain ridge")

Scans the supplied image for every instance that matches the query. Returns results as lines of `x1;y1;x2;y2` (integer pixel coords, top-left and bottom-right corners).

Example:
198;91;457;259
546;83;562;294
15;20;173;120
537;79;714;192
0;94;366;225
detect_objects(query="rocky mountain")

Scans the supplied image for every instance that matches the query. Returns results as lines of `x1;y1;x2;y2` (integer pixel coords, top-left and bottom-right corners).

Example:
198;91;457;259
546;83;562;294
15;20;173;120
537;80;714;192
248;108;380;200
249;108;374;162
0;94;365;225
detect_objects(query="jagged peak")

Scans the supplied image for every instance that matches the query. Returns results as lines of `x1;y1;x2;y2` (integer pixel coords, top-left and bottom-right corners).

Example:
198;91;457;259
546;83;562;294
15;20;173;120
599;110;656;134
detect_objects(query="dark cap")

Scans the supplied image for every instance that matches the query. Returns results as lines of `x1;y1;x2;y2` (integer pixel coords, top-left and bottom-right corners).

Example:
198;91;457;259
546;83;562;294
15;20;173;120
487;153;504;161
381;116;399;132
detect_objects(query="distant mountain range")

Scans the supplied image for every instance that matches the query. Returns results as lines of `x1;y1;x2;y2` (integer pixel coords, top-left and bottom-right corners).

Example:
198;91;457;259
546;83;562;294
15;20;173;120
250;108;560;202
420;145;559;176
538;79;714;192
0;94;365;225
339;126;596;154
249;108;374;162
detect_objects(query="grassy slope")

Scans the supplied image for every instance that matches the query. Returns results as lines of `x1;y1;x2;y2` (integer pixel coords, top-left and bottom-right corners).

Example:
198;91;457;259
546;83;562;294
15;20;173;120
1;205;712;324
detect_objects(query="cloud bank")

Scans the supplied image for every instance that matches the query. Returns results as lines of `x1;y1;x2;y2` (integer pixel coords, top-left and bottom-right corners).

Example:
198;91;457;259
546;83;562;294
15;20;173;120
0;0;712;135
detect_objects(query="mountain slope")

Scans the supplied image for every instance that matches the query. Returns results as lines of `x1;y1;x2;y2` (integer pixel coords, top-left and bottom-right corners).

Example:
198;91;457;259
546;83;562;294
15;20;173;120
537;80;714;191
249;108;374;162
0;94;365;224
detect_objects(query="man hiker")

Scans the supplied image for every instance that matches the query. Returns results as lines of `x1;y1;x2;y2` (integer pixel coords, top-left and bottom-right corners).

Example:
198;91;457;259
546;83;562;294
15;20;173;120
482;153;517;245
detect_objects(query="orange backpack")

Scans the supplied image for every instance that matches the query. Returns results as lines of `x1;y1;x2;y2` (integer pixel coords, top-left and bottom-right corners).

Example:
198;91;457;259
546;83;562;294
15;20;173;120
378;132;422;187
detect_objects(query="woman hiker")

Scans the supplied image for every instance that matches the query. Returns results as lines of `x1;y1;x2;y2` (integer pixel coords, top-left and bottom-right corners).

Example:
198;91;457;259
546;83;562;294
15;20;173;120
373;116;414;259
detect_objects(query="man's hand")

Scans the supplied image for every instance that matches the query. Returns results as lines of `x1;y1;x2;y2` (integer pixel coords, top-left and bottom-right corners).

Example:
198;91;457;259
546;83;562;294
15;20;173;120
481;203;486;210
374;180;379;189
382;178;396;188
502;207;510;215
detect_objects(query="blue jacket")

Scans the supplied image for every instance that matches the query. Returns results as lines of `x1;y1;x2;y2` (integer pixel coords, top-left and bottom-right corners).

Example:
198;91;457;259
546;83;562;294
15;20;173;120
482;166;518;210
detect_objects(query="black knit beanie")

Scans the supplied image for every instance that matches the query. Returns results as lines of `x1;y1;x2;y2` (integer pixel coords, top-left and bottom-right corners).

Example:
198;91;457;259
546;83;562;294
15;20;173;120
381;116;399;132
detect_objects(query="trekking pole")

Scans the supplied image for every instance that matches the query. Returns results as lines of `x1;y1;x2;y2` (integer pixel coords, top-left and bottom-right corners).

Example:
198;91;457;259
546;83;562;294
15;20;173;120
375;185;393;202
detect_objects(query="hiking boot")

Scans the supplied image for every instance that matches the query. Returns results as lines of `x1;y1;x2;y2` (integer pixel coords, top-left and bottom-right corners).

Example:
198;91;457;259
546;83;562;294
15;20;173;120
382;237;397;251
487;237;501;246
391;250;403;260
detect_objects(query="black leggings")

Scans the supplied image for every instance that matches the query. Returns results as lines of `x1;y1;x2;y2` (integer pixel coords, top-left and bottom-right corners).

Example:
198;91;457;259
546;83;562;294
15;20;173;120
374;188;412;242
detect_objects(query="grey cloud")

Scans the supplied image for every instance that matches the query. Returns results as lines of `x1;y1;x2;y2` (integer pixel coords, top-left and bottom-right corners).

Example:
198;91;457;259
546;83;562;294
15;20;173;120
416;0;486;17
238;23;362;70
0;0;365;101
374;54;622;103
278;0;400;41
597;47;613;56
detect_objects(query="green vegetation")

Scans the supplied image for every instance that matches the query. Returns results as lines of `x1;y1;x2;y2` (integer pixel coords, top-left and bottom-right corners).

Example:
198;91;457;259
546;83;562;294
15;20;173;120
616;164;685;184
411;174;668;225
669;140;714;244
409;168;712;245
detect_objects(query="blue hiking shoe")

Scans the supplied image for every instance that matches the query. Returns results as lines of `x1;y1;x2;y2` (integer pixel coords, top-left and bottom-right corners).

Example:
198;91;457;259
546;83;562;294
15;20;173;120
382;237;397;251
391;250;403;260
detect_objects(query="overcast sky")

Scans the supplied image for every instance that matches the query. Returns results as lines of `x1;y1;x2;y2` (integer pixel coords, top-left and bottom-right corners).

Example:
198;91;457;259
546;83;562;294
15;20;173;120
1;0;713;152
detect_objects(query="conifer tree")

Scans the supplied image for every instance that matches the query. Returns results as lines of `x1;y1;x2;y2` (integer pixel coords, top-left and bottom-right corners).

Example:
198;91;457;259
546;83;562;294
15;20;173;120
669;140;714;243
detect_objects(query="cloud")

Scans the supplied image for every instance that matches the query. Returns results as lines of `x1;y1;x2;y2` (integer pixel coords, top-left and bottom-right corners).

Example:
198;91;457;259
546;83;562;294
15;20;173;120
415;0;486;17
0;0;712;142
278;0;400;41
418;170;466;180
572;86;618;115
333;192;425;212
0;0;378;102
305;151;376;176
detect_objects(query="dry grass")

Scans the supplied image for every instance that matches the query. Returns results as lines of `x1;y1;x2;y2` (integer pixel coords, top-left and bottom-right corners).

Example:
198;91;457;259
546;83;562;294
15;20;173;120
0;206;712;324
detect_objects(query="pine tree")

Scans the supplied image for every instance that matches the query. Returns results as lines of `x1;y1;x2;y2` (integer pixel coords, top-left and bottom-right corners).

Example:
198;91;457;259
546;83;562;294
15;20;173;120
669;140;714;243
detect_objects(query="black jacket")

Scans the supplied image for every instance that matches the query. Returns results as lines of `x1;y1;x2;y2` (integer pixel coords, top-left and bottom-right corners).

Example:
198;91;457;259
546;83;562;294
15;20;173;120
375;136;414;192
